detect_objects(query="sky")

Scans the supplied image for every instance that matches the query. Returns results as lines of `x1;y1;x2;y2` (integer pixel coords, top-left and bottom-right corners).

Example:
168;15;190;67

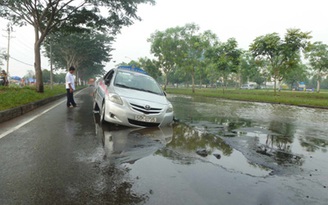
1;0;328;77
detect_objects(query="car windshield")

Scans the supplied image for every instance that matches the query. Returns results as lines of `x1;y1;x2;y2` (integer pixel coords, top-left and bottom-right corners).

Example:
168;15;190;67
114;71;163;95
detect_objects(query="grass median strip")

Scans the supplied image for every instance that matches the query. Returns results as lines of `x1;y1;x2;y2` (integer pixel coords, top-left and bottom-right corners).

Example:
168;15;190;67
1;86;327;112
0;85;84;111
166;88;328;109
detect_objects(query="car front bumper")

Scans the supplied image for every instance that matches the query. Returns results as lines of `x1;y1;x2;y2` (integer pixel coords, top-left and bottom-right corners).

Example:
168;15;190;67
103;100;174;128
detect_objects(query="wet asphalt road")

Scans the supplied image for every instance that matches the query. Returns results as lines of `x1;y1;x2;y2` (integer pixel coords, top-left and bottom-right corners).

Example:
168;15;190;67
1;87;328;205
0;88;102;204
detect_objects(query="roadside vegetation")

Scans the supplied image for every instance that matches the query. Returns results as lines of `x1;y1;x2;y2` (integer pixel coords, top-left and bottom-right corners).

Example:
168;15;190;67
125;24;328;97
2;84;327;113
166;87;328;109
0;0;155;93
1;1;327;101
0;85;84;111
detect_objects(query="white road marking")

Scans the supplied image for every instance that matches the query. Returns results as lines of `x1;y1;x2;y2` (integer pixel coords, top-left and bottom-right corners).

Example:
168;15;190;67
0;90;84;139
0;100;65;139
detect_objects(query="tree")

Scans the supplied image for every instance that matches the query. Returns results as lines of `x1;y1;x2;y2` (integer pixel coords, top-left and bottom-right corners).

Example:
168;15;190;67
176;23;202;93
204;63;220;88
177;24;218;93
206;38;242;92
305;41;328;93
138;57;162;81
168;66;188;87
250;29;311;95
284;62;308;90
0;0;155;92
148;26;181;90
321;77;328;89
42;69;51;84
149;23;218;92
43;31;114;82
239;51;261;85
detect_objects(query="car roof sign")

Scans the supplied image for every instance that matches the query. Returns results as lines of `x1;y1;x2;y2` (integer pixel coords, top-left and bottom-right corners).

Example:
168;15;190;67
118;65;148;75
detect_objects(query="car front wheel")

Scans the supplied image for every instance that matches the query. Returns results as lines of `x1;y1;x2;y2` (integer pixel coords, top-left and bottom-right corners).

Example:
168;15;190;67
93;100;99;111
100;102;106;124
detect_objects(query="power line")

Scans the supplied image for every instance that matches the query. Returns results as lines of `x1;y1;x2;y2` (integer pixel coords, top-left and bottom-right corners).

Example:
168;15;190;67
14;38;33;51
10;56;48;70
10;56;34;67
10;47;33;60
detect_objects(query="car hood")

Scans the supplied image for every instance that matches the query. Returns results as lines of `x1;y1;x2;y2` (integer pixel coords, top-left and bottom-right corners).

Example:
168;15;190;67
114;86;169;105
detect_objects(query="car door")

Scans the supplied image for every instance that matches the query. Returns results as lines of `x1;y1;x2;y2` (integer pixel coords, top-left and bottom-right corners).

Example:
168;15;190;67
95;70;115;107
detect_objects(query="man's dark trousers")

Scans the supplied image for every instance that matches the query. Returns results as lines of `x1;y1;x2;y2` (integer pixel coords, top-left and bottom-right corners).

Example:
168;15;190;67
66;89;76;107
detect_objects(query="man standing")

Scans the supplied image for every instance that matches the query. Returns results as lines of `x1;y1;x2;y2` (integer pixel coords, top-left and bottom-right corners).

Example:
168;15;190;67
0;70;8;86
65;66;77;107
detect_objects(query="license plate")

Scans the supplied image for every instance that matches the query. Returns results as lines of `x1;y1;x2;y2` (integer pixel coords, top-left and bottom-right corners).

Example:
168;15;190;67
135;115;156;122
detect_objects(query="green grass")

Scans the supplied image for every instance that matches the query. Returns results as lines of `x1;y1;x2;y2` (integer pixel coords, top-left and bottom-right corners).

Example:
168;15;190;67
166;87;328;109
1;85;327;112
0;84;83;111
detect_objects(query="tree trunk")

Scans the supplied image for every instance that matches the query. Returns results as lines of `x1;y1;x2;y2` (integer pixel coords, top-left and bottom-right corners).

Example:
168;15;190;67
163;73;168;91
278;80;282;92
273;79;277;96
317;78;320;93
191;69;195;93
222;76;226;94
34;27;44;93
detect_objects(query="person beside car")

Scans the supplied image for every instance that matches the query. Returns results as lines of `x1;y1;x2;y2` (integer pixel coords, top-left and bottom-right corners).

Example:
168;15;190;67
65;66;77;107
0;70;9;86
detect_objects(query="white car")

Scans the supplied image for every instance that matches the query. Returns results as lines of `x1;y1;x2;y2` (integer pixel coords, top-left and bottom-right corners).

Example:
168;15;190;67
93;66;174;127
240;84;255;89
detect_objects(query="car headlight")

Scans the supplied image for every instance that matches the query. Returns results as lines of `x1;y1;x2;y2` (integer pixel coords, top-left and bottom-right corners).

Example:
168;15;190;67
109;94;123;105
166;103;173;113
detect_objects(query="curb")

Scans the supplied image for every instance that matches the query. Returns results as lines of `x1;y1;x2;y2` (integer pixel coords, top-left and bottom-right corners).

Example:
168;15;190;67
0;93;66;123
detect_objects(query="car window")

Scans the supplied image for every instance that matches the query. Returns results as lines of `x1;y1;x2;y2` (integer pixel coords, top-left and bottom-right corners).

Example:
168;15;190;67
114;71;163;95
104;70;114;85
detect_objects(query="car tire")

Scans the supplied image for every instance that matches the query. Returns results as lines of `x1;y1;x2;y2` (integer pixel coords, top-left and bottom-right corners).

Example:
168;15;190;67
93;100;99;111
100;102;106;124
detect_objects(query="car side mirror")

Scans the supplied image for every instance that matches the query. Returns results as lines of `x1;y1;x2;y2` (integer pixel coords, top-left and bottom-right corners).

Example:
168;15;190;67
104;79;110;85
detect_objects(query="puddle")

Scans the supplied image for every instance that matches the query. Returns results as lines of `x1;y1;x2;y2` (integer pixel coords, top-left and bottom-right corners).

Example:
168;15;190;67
90;94;328;204
163;122;271;177
207;148;271;176
168;95;328;176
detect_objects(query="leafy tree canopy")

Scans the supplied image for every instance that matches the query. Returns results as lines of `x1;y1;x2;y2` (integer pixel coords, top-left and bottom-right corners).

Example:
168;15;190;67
43;31;114;81
206;37;242;90
305;41;328;92
250;28;311;94
0;0;155;92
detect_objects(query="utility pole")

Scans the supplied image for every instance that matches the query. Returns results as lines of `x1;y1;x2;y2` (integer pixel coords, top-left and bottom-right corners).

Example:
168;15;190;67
3;23;14;78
